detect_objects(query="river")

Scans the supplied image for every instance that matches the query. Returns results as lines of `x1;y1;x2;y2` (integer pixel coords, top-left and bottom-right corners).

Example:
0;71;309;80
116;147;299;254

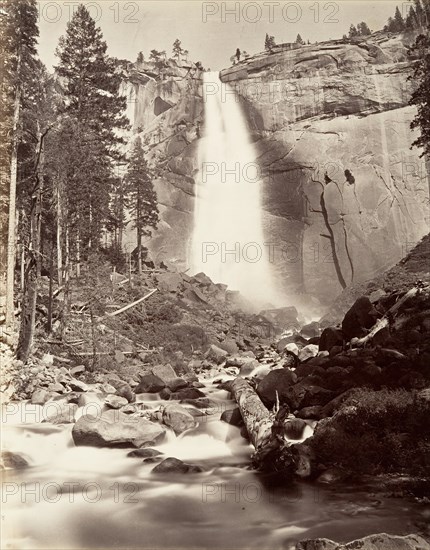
1;375;424;549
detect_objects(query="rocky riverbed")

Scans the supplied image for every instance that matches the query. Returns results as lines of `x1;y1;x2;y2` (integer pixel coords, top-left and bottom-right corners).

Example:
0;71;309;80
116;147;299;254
2;237;430;548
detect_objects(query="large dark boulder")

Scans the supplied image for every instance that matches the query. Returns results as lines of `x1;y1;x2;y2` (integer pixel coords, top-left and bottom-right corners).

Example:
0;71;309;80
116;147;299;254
319;327;343;352
342;296;379;341
256;368;297;408
135;374;166;394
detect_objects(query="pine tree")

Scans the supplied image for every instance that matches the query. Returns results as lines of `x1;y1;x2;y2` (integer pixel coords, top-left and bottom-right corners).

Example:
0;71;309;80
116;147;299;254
172;38;184;60
124;137;159;274
394;6;406;31
55;4;128;258
349;24;358;38
357;22;372;35
264;33;276;50
295;33;304;44
136;51;144;65
406;6;418;28
409;31;430;157
0;0;39;329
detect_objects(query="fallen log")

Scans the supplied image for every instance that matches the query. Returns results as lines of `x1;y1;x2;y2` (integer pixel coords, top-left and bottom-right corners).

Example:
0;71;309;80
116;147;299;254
107;289;158;317
231;376;296;476
355;285;420;347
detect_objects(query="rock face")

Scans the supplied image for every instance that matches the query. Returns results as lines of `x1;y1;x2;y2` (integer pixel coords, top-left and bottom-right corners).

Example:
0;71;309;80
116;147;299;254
127;34;428;304
124;59;204;270
219;34;428;303
295;533;430;550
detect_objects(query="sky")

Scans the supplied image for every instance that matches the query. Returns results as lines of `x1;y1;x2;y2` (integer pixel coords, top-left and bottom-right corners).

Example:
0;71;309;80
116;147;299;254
37;0;407;71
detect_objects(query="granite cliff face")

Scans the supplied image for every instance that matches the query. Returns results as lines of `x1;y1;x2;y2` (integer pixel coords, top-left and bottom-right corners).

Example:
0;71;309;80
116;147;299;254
124;58;204;269
127;32;428;305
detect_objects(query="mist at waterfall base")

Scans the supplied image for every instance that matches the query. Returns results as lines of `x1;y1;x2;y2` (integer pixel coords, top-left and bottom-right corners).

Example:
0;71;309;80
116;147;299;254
2;379;422;550
191;72;282;310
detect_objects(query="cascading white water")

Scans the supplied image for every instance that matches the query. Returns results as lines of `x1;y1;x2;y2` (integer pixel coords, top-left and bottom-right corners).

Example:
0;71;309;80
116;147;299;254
191;72;279;306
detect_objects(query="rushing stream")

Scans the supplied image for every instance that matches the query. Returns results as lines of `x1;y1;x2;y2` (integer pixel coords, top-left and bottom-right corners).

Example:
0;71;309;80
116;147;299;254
1;375;424;550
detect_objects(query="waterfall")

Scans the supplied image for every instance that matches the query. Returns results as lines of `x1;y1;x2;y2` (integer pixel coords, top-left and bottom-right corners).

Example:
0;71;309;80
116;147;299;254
191;72;279;306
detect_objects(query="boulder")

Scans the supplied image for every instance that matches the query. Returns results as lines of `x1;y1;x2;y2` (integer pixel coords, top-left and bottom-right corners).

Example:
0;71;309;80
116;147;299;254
284;418;308;440
69;379;90;392
157;271;183;292
1;451;29;470
162;403;196;434
285;343;299;355
152;457;203;474
152;364;177;383
105;378;134;403
166;377;188;391
285;382;336;410
70;365;85;376
217;338;239;354
127;448;163;458
299;344;319;362
31;388;50;405
220;407;244;427
342;296;379;341
239;359;260;376
205;344;228;364
170;387;205;400
42;402;78;424
72;410;165;448
135;374;166;393
105;395;128;409
256;368;297;408
301;321;320;338
319;327;343;353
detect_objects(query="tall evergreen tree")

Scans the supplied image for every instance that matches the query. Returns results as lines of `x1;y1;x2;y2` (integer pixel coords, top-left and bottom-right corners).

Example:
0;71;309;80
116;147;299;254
0;0;39;328
357;21;372;35
295;33;304;44
124;137;159;274
55;4;128;258
394;6;406;30
409;30;430;157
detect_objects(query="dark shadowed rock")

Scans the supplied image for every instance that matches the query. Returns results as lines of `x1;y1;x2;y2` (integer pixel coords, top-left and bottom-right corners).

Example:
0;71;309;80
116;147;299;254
135;374;166;393
319;327;343;352
105;378;134;403
166;377;188;392
127;448;163;458
152;457;203;474
72;410;165;448
284;418;308;440
256;368;297;407
1;451;29;470
342;296;379;341
220;407;244;427
170;387;205;400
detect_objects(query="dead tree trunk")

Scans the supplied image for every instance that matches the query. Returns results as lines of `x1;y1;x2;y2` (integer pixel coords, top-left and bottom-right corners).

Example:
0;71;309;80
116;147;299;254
16;126;49;361
5;54;21;328
231;377;296;476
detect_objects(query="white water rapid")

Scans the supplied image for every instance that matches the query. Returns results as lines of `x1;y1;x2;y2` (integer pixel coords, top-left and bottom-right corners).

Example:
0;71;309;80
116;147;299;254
191;72;279;307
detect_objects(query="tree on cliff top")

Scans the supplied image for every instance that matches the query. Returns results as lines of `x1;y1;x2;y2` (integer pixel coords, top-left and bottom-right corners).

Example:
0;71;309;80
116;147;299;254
409;30;430;157
124;137;159;274
264;33;276;50
295;34;305;45
357;22;372;35
348;24;358;38
172;39;187;61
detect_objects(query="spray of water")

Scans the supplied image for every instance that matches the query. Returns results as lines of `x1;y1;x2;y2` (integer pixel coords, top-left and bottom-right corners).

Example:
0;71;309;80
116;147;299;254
191;72;279;306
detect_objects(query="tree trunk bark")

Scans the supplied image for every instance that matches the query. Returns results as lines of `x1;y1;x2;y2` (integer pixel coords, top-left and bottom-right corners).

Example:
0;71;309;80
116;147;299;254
17;127;45;362
56;186;63;287
231;377;296;477
137;226;142;275
5;55;21;328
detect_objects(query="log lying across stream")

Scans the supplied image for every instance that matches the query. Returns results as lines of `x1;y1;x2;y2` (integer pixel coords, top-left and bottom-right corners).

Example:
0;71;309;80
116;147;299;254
231;376;297;476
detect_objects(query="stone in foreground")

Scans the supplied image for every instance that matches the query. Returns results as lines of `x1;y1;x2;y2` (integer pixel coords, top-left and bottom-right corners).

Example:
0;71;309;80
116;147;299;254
72;409;165;448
